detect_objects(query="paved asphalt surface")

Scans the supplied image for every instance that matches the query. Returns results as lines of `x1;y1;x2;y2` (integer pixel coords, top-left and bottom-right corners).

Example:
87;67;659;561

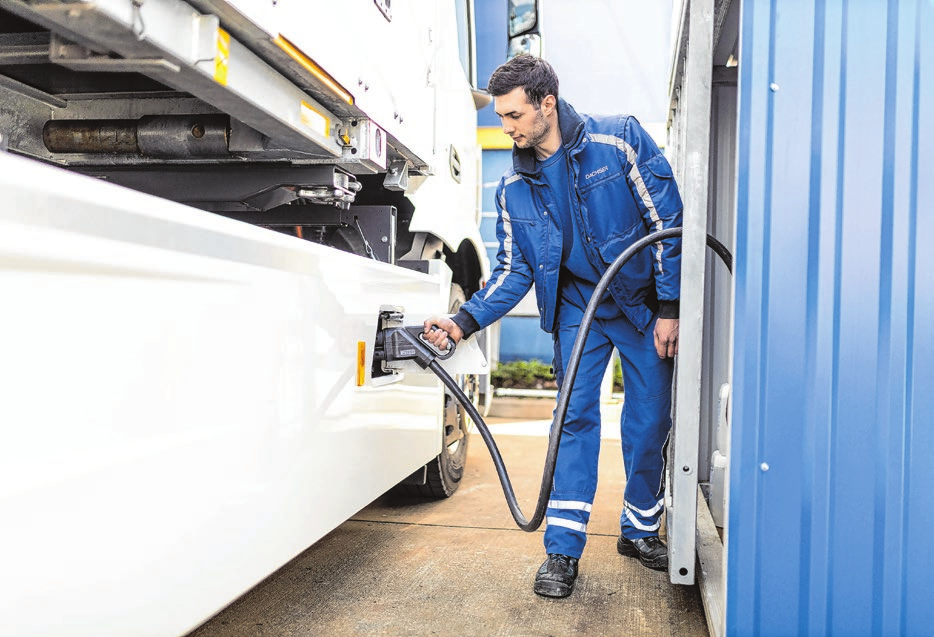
188;408;709;637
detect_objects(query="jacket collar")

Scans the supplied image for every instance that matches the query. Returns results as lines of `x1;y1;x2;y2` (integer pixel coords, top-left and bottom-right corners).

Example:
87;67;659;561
512;98;586;178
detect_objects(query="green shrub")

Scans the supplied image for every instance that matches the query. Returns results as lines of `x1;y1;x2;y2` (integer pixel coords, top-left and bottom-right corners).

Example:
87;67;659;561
492;357;624;392
491;359;555;389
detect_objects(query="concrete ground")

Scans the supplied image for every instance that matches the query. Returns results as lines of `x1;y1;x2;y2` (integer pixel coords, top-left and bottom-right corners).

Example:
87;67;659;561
188;405;708;637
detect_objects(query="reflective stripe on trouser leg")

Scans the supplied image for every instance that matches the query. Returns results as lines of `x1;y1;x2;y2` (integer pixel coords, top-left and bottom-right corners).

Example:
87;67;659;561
544;302;613;559
606;313;674;539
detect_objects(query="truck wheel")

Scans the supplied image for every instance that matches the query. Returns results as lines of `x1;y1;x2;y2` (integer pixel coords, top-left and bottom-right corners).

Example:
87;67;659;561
399;283;476;498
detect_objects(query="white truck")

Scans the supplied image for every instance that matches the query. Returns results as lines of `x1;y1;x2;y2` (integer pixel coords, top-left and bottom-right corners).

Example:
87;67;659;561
0;1;491;635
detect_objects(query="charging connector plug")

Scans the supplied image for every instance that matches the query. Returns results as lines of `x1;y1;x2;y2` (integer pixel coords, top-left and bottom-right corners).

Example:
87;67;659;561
376;325;455;370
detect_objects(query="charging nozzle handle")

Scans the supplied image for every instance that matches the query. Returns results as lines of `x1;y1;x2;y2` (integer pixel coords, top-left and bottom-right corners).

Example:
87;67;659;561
414;326;456;360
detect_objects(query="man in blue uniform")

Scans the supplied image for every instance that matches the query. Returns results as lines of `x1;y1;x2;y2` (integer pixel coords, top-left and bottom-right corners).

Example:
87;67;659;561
423;55;682;598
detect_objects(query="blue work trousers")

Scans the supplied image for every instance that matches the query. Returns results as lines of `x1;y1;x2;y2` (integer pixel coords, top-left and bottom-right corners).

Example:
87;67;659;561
544;302;674;559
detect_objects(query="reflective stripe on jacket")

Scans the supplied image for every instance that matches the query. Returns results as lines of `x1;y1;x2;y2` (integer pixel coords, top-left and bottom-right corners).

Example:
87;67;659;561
463;98;683;334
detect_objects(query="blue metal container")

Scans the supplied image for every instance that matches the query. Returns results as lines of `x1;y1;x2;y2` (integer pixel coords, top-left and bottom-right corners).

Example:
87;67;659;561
730;1;933;634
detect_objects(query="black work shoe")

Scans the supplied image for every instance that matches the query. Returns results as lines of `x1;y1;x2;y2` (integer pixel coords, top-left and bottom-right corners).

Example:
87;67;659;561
617;534;668;571
533;554;579;598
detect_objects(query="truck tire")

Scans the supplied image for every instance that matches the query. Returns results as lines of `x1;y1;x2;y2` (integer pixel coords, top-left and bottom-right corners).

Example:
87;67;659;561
399;283;476;498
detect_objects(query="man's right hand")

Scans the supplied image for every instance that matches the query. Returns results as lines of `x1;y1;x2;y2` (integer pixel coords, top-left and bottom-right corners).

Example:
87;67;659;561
422;316;464;352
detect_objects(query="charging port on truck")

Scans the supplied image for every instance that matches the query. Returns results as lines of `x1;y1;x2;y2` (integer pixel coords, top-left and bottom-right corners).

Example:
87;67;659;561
372;309;454;382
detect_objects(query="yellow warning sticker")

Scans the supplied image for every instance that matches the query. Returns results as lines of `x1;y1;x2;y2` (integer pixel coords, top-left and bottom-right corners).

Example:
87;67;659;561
214;28;230;86
300;101;329;138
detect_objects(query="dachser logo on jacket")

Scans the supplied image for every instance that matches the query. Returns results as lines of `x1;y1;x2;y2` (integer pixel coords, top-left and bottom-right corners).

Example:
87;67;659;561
585;165;609;180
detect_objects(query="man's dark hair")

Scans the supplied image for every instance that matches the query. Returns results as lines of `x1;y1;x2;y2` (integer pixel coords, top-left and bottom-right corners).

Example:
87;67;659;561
487;54;559;108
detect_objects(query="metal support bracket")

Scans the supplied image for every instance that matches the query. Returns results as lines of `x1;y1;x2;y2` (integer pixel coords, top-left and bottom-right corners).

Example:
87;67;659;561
217;205;397;264
666;0;715;587
48;33;181;73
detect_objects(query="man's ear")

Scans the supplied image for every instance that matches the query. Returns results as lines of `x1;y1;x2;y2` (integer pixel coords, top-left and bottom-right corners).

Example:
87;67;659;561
541;94;557;115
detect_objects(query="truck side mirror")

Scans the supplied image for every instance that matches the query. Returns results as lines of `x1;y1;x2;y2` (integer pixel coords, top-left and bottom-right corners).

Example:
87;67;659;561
508;0;537;37
508;33;542;59
507;0;542;59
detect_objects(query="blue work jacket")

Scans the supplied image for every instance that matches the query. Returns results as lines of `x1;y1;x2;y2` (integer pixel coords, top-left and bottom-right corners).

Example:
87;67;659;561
461;99;683;335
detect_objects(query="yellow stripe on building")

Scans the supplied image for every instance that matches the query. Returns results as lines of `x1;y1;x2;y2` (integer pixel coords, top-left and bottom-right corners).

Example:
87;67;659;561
477;127;513;150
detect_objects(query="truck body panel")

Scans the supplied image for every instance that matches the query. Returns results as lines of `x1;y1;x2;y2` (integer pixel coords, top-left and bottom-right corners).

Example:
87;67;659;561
0;0;491;634
0;150;455;637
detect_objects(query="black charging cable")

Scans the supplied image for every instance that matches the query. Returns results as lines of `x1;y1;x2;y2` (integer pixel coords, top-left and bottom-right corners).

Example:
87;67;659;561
427;228;732;531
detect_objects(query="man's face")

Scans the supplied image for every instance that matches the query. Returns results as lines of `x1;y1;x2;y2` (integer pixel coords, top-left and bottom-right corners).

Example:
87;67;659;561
494;87;552;150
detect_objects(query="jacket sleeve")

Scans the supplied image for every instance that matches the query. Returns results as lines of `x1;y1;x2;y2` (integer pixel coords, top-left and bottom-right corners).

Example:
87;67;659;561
620;116;683;309
458;177;534;334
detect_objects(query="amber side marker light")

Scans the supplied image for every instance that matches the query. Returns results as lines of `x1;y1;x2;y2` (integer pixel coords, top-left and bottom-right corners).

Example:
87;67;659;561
275;35;354;105
356;341;366;387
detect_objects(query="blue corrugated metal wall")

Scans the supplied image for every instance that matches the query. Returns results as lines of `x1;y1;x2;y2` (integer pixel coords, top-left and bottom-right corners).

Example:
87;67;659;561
475;0;506;128
475;0;554;363
729;1;933;635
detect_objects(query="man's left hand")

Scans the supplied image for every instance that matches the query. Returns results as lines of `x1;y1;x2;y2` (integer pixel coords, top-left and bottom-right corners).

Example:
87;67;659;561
654;318;679;359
